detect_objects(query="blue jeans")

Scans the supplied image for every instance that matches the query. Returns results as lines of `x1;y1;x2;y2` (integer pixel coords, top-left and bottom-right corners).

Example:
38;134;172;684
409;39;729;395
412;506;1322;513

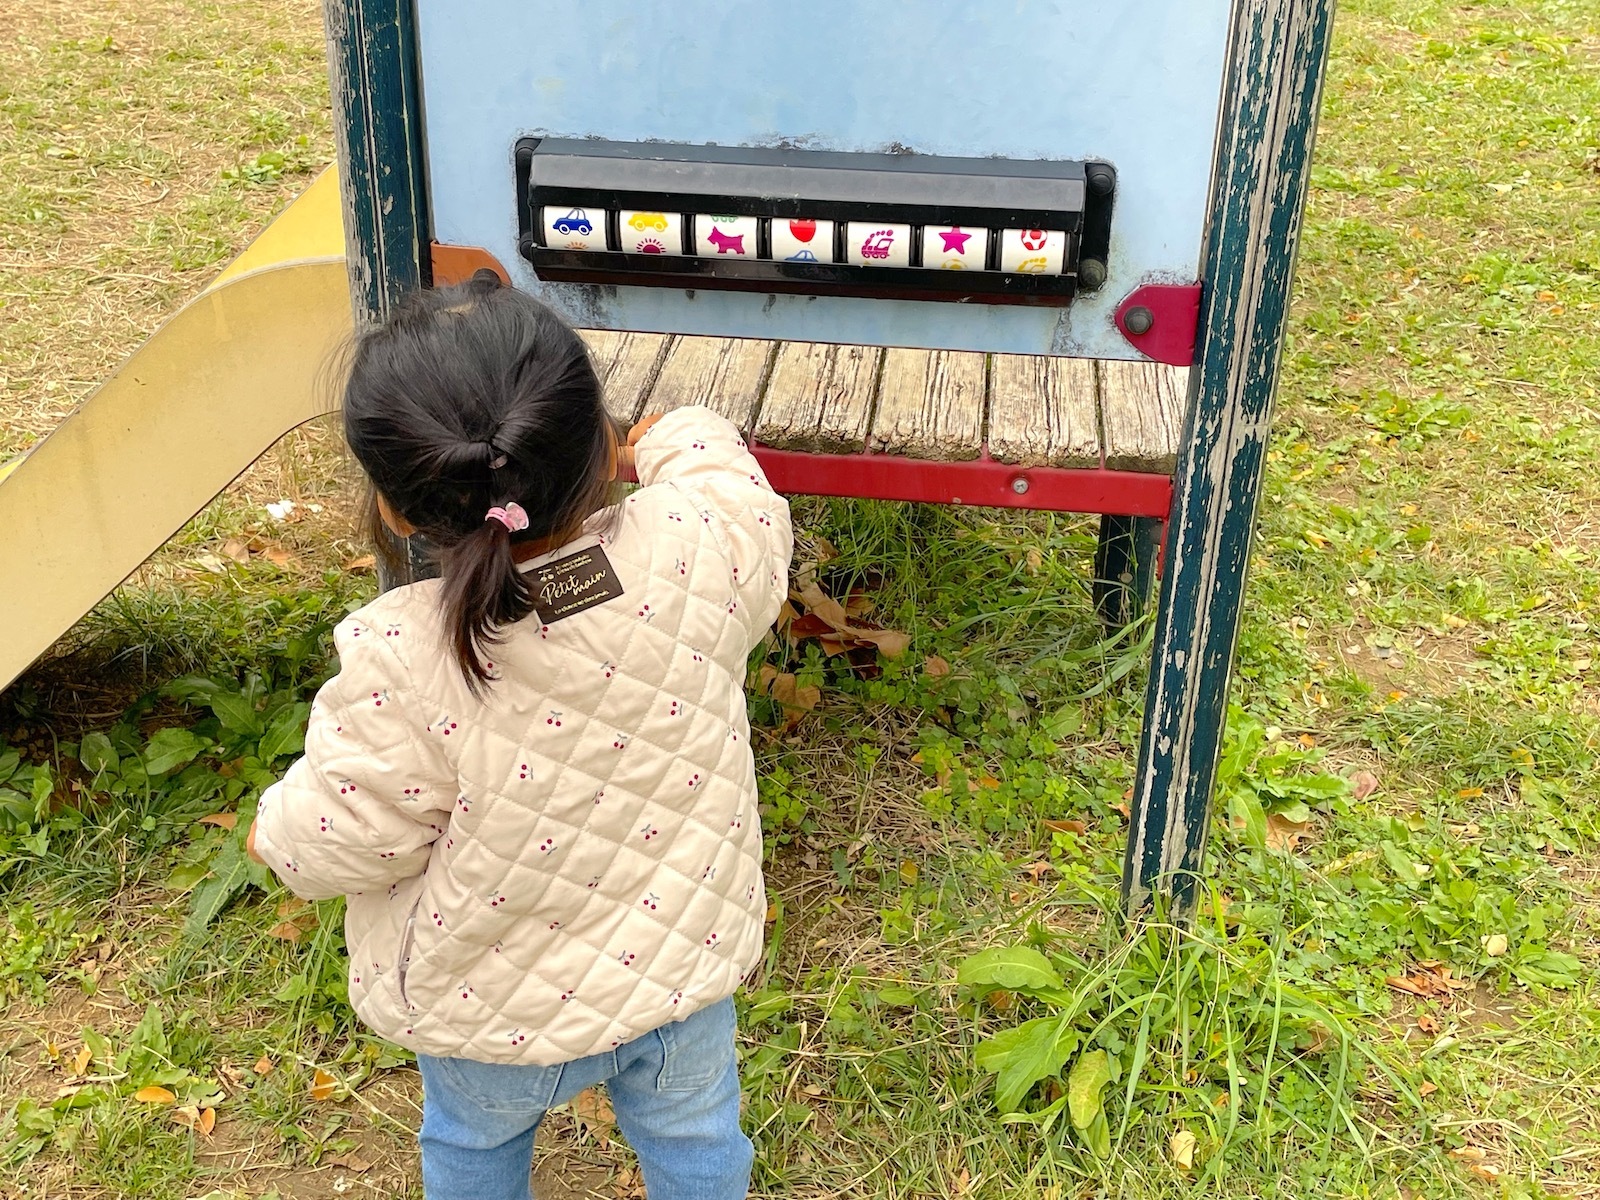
415;998;752;1200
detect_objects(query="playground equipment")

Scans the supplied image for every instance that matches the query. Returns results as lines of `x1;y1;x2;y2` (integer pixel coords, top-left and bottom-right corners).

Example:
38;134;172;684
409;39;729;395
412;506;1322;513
4;0;1335;912
0;169;351;691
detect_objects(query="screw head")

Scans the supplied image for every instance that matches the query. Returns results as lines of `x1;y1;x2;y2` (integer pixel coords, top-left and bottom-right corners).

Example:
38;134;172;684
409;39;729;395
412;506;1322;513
1086;164;1116;197
1011;477;1030;495
1077;258;1107;290
1124;305;1155;335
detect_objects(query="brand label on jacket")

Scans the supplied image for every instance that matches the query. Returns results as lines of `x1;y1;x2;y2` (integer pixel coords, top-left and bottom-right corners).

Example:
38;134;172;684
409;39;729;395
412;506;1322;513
531;545;625;624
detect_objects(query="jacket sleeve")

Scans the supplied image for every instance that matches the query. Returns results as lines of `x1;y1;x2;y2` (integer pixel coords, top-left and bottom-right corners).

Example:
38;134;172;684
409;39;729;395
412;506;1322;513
252;614;455;901
633;406;794;648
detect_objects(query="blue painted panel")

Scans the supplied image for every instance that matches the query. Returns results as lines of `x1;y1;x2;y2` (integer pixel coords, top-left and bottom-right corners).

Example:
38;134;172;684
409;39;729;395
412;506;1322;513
415;0;1230;358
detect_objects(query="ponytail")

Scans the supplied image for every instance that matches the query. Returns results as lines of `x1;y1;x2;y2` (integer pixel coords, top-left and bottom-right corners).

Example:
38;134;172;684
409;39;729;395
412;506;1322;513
438;516;535;695
341;281;615;696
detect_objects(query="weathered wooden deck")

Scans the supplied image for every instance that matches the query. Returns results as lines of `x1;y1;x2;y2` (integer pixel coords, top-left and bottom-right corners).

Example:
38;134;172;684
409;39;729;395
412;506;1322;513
581;332;1187;474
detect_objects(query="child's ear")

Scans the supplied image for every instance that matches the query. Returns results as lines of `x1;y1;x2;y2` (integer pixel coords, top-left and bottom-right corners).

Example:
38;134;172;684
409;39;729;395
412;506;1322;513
376;493;417;537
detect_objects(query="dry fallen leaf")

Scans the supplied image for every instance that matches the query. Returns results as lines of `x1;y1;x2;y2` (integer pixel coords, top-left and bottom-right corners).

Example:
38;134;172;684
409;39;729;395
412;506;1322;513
952;1166;972;1195
1419;1081;1439;1098
329;1152;374;1173
171;1104;201;1128
898;860;919;885
343;554;376;573
1170;1128;1197;1171
1041;818;1087;836
69;1044;92;1077
219;539;251;564
198;1107;216;1136
134;1086;176;1104
267;921;305;941
196;812;238;829
260;544;294;568
1449;1147;1486;1163
253;1055;275;1077
1265;812;1310;852
310;1068;338;1101
923;655;952;677
1483;933;1509;958
1019;861;1053;883
767;673;821;713
1350;770;1381;801
1416;1014;1441;1035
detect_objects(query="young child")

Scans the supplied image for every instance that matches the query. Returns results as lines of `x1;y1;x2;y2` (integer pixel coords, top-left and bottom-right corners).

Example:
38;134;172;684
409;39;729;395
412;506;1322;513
248;276;792;1200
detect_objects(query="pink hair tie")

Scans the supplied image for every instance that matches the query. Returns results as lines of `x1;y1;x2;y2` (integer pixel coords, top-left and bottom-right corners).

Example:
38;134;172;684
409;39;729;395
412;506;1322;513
484;502;530;532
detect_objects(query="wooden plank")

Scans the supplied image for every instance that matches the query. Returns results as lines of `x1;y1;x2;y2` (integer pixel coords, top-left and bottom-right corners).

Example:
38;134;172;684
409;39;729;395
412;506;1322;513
647;336;775;435
1097;360;1187;474
987;355;1099;468
590;333;672;426
754;343;883;453
867;349;985;461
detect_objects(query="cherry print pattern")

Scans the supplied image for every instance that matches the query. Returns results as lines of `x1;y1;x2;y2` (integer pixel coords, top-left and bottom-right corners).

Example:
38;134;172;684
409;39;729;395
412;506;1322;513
587;875;601;889
318;816;333;833
371;690;388;707
636;603;655;622
745;884;757;901
489;893;506;908
338;779;356;795
757;512;772;527
668;700;682;716
538;837;556;853
600;662;616;679
546;711;563;727
670;990;684;1007
640;892;660;912
611;733;631;750
385;624;401;639
508;1029;527;1046
559;988;576;1003
691;651;704;663
674;557;687;576
432;911;444;927
284;859;300;873
691;440;706;450
539;625;549;639
518;763;529;779
702;865;717;881
402;786;424;798
687;773;702;789
548;920;562;931
456;794;471;814
593;789;605;804
492;941;503;954
730;811;743;829
704;932;720;947
618;951;637;966
459;984;475;1000
640;824;659;842
667;511;683;523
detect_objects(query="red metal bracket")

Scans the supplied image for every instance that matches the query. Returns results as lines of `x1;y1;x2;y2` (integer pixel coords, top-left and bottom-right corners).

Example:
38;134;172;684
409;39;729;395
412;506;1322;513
749;447;1171;518
1114;283;1202;367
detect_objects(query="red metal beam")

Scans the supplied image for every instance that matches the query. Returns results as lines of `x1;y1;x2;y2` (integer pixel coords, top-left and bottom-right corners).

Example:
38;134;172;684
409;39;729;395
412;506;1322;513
749;446;1172;518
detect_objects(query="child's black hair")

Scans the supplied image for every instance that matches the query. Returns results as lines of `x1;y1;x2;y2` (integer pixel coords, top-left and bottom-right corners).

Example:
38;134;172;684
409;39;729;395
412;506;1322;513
341;276;615;693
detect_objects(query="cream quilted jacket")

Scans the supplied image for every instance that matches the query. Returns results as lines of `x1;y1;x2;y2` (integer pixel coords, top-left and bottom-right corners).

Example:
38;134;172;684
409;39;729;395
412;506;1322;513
253;407;793;1065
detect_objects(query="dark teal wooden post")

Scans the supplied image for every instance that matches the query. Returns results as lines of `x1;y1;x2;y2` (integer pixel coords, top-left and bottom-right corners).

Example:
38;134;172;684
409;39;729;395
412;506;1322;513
1122;0;1338;912
323;0;430;325
324;0;432;585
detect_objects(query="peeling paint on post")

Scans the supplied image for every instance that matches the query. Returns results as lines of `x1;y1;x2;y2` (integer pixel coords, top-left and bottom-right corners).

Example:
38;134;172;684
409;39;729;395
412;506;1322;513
322;0;429;327
1123;0;1337;913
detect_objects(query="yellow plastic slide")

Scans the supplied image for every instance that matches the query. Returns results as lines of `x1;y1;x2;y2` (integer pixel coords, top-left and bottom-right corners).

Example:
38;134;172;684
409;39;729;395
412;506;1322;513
0;168;351;691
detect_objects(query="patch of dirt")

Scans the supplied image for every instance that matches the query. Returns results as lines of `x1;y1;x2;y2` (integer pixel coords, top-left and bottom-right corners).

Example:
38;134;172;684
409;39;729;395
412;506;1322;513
1324;627;1484;700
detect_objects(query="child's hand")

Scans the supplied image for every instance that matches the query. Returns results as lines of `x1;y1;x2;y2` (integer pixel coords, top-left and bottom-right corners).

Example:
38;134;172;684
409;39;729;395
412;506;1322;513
245;818;264;864
614;413;665;477
628;413;665;446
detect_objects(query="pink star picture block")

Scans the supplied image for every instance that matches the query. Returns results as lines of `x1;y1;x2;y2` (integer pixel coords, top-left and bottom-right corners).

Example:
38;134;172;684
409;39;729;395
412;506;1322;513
920;225;989;271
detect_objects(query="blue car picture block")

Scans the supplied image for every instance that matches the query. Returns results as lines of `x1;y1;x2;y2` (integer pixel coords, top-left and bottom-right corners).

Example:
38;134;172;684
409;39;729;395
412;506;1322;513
552;208;593;236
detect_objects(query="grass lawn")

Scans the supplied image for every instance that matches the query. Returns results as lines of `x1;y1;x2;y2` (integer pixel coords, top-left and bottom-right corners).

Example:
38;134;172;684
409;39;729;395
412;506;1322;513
2;0;1599;1197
